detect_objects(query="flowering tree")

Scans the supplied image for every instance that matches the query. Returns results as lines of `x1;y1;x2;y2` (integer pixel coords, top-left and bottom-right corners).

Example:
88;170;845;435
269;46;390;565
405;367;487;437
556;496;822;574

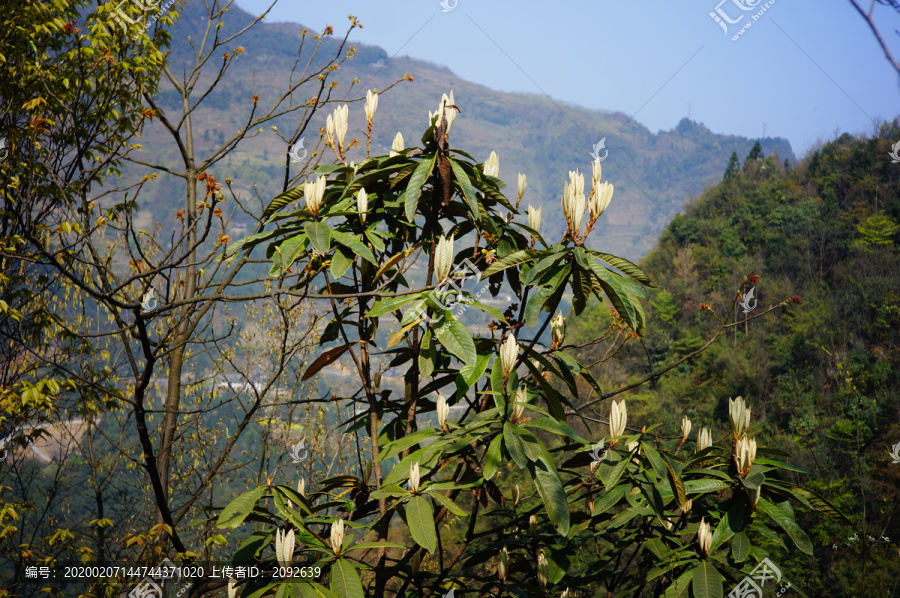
219;94;838;598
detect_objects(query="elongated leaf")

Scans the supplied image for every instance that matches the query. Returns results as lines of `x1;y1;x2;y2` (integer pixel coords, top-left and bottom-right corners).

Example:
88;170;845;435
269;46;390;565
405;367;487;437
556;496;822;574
456;354;490;395
217;487;266;529
448;158;480;221
387;319;420;349
691;561;723;598
663;456;687;509
732;532;751;562
330;560;364;598
585;248;656;287
757;499;813;555
302;344;352;381
428;491;467;516
377;429;438;462
504;422;528;469
264;185;305;219
605;456;630;491
367;294;420;318
331;230;377;265
592;484;628;516
664;568;694;598
418;329;436;378
531;457;570;535
433;312;477;365
404;155;436;222
483;435;503;481
481;249;549;278
349;541;409;551
407;496;437;552
684;479;731;494
710;499;745;551
373;242;421;282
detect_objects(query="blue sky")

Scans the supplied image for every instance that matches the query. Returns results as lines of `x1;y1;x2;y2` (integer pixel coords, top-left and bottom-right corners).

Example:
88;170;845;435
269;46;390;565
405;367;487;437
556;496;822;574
234;0;900;157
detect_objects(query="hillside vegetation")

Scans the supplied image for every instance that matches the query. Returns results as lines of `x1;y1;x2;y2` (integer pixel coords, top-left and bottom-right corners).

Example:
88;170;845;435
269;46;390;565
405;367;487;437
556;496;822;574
571;124;900;595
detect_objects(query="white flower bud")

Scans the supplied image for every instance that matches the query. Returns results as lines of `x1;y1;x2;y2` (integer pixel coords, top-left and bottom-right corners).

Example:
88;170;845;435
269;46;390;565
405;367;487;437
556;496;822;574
698;517;712;555
590;181;613;219
729;396;751;439
304;175;326;216
681;416;692;441
357;187;368;224
517;173;527;200
750;485;761;506
551;311;565;347
333;104;348;148
528;205;541;235
483;151;500;178
609;400;627;438
697;427;712;451
390;132;404;157
437;394;449;432
591;159;602;185
297;477;305;497
514;484;520;507
436;91;456;132
499;546;508;581
409;461;420;494
435;235;454;283
513;386;527;421
330;519;345;555
537;550;549;589
499;334;518;378
736;436;757;477
364;90;378;123
275;528;295;569
227;578;238;598
683;498;693;513
325;114;334;146
528;514;537;535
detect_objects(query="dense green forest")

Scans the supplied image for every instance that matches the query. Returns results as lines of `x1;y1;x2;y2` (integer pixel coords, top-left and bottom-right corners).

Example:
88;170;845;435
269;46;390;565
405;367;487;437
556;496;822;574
570;125;900;595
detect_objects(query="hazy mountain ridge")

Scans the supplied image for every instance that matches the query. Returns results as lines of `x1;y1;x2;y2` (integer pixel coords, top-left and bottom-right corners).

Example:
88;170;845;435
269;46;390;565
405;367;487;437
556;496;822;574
138;2;794;260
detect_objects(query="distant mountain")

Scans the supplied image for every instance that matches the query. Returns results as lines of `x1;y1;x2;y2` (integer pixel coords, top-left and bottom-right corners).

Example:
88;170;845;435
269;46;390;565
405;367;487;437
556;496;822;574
137;3;794;260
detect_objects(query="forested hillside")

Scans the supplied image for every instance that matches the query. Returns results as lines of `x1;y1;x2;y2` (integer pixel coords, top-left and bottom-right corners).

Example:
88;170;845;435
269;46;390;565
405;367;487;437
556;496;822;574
571;123;900;595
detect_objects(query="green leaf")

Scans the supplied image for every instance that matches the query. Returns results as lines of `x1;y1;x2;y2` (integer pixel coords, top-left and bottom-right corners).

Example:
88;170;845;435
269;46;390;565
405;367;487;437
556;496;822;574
710;499;745;551
404;155;436;222
584;248;656;287
605;456;630;491
428;490;467;516
684;479;731;495
330;247;354;278
664;568;694;598
530;457;570;536
217;487;266;529
503;422;528;469
302;344;352;381
483;435;503;481
757;498;813;555
406;496;437;552
433;312;477;365
264;185;305;219
481;249;548;278
367;294;420;318
456;354;490;395
448;158;480;221
331;230;377;265
305;221;331;253
377;429;438;462
330;560;364;598
592;484;628;516
732;532;751;562
691;561;723;598
418;329;436;378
